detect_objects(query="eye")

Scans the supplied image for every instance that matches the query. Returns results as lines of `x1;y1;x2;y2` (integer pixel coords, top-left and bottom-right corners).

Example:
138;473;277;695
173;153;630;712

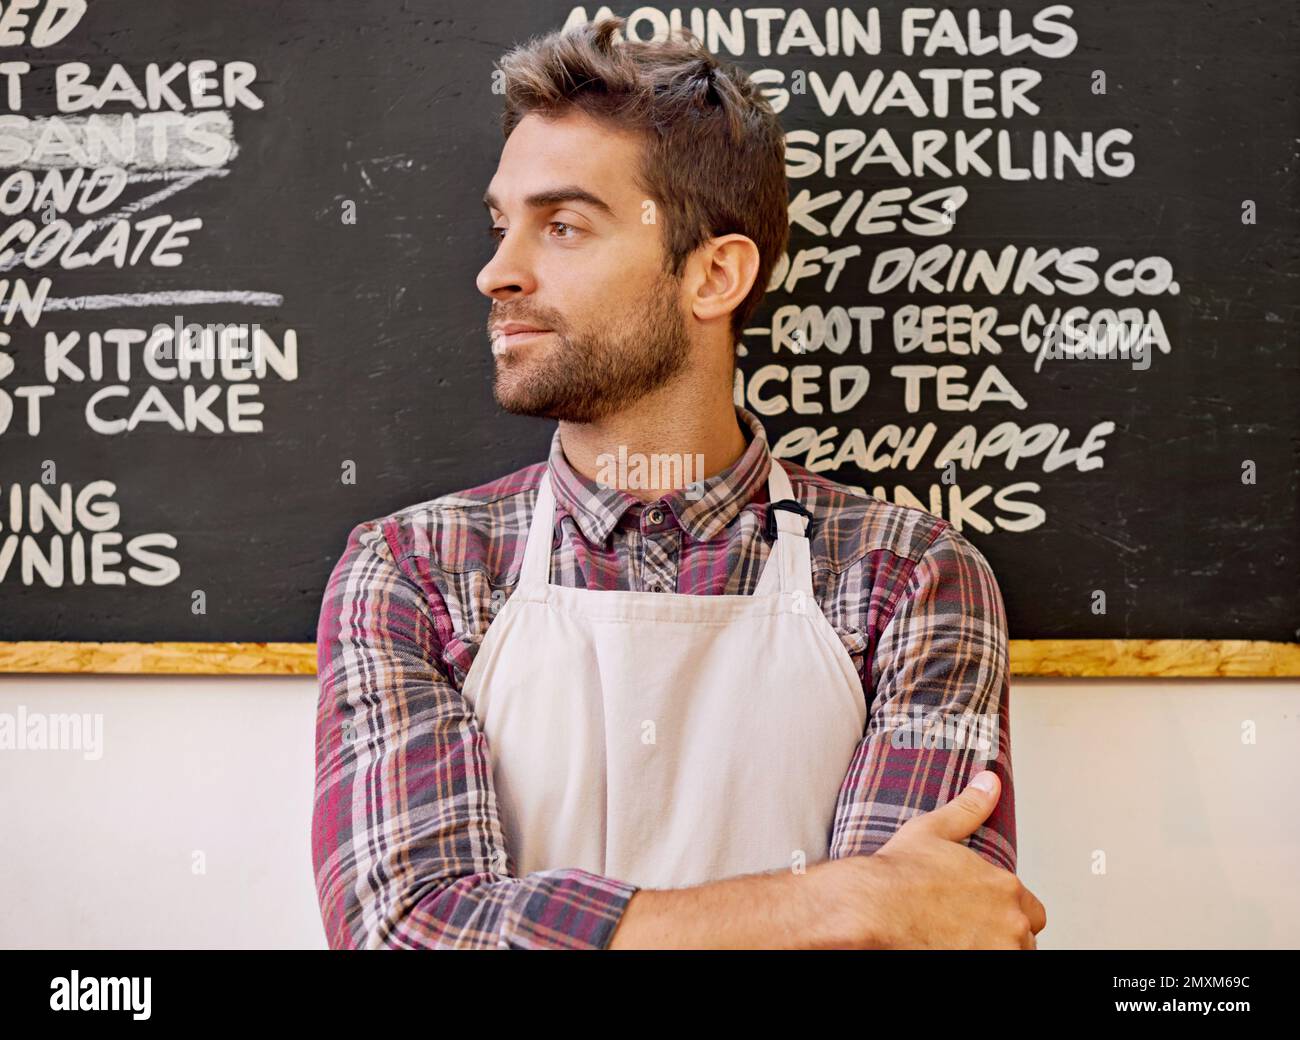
549;221;581;239
487;225;507;244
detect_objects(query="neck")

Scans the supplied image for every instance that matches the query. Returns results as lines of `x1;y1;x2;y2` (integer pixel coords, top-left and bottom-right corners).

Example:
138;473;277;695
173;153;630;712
558;373;747;503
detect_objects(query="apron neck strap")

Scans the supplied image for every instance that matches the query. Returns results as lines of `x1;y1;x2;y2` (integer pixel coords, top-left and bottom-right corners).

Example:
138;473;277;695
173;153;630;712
753;457;816;598
520;467;558;588
766;454;795;508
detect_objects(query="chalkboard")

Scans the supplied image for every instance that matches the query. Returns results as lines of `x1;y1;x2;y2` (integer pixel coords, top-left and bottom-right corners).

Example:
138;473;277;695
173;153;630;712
0;0;1296;670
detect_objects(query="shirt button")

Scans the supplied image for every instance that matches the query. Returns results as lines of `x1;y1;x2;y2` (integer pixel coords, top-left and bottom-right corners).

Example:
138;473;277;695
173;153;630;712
646;507;664;526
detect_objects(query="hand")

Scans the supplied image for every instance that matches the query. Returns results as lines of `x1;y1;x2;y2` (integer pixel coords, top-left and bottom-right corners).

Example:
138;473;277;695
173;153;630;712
828;770;1047;949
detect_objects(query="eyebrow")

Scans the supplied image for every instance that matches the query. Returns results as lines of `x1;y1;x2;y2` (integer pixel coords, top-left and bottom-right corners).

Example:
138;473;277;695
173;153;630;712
482;186;616;220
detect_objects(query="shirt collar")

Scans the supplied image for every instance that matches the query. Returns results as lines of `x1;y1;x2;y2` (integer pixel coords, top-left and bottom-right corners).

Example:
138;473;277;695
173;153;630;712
545;405;773;545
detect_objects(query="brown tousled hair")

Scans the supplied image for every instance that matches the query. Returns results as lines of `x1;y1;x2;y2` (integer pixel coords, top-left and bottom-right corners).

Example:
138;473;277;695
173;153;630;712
495;16;790;344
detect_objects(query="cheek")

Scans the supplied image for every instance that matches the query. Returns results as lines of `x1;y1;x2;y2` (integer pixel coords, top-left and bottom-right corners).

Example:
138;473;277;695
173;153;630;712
591;253;669;313
545;259;624;324
543;230;670;324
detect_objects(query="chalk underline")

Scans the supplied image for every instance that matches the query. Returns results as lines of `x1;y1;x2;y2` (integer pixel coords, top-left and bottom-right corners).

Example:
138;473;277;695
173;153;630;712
38;290;285;311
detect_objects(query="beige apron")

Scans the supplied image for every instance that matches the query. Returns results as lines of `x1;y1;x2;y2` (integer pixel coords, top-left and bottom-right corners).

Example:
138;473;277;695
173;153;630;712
461;458;867;889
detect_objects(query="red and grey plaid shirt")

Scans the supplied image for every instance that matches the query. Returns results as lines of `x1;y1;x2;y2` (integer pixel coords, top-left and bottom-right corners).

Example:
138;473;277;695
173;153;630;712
312;405;1016;949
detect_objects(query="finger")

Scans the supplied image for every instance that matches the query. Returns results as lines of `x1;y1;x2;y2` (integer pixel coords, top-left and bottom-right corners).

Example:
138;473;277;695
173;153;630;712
909;770;1000;843
1021;886;1047;934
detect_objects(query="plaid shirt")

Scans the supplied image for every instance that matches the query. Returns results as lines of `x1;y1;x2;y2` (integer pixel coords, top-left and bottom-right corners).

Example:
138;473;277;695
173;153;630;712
312;406;1016;949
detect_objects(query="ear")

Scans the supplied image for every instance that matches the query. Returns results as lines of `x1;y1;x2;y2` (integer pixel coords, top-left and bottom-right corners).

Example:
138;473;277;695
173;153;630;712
687;234;761;327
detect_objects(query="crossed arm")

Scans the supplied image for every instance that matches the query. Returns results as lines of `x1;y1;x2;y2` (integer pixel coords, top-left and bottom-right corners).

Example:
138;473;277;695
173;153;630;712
311;518;1015;949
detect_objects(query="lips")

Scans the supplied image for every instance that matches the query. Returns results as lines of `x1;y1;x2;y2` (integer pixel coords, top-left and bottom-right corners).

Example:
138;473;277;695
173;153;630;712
491;322;552;356
496;322;550;336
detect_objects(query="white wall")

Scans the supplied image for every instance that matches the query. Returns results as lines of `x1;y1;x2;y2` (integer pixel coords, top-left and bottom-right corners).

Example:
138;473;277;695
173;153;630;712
0;674;1296;949
0;675;322;950
1014;677;1300;948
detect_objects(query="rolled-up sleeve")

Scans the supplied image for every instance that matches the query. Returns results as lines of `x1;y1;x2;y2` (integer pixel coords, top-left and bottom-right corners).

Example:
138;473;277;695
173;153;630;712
828;524;1016;873
311;519;640;949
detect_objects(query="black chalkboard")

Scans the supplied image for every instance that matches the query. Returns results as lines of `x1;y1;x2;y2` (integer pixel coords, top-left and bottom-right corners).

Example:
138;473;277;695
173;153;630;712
0;0;1296;647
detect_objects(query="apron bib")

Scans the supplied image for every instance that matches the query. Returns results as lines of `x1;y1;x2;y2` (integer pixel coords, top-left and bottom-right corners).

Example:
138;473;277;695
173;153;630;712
461;458;867;889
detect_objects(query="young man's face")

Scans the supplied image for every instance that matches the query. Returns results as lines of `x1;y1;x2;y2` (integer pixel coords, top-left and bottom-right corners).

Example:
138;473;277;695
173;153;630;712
478;109;692;423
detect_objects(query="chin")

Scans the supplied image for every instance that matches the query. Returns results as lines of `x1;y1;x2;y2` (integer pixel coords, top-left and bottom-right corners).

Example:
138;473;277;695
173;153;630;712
493;375;545;418
494;382;593;423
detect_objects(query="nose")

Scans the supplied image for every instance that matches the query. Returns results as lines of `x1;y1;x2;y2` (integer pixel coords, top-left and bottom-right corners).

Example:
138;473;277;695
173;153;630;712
476;230;537;300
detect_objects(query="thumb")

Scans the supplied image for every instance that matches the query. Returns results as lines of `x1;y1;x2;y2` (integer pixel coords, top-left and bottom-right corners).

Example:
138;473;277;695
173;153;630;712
911;770;1000;842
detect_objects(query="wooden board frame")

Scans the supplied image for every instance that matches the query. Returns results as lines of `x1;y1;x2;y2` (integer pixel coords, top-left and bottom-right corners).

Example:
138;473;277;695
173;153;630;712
0;640;1297;677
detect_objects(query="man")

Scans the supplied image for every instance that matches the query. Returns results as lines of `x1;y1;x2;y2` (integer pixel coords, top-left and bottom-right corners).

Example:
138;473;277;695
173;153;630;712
312;16;1046;950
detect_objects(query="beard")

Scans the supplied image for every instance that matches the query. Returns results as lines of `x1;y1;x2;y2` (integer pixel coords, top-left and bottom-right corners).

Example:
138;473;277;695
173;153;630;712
488;270;691;423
